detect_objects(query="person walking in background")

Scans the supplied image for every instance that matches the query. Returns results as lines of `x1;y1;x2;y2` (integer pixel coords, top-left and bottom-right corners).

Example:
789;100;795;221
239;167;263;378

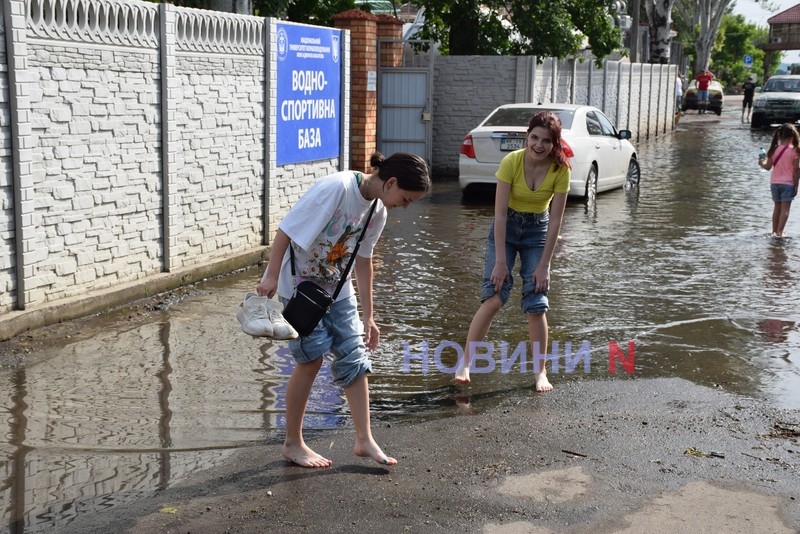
254;152;431;468
675;73;683;111
456;111;570;391
758;123;800;237
695;69;714;114
742;75;757;123
674;74;684;125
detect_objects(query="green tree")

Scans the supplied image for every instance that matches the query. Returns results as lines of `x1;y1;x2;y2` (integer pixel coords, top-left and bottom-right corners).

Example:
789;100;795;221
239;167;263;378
413;0;623;61
158;0;623;62
253;0;356;24
672;0;780;74
710;14;779;89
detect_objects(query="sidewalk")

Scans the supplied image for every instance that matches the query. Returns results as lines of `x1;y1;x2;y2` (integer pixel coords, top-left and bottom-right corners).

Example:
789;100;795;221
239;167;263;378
0;248;268;343
56;377;800;533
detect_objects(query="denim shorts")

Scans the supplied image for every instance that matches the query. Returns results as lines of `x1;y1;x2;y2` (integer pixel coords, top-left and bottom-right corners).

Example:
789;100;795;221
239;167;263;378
696;89;709;101
481;208;550;314
771;183;796;202
279;294;372;388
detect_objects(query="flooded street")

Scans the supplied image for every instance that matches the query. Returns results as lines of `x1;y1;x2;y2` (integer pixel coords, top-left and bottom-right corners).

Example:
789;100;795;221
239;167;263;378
2;107;800;532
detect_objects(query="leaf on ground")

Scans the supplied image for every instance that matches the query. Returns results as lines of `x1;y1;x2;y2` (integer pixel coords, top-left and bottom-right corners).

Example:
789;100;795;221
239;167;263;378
683;447;709;457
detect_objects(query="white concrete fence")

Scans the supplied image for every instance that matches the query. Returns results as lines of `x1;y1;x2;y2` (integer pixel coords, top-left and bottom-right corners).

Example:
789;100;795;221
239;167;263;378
0;0;676;333
0;0;350;324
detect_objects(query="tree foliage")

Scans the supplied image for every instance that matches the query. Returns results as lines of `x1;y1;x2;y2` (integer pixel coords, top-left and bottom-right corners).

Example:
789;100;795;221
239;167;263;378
671;0;780;75
160;0;623;62
253;0;356;25
672;2;783;86
710;14;780;87
413;0;623;61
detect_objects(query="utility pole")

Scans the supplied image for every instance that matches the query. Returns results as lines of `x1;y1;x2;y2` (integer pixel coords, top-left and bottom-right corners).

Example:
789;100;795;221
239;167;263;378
630;0;640;63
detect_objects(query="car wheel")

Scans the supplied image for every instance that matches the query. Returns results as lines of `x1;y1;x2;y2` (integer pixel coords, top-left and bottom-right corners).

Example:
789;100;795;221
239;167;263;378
585;164;598;203
625;158;640;188
751;117;764;129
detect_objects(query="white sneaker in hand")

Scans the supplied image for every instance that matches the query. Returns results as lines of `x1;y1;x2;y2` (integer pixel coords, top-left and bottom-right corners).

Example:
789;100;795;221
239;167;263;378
236;292;298;340
264;299;299;340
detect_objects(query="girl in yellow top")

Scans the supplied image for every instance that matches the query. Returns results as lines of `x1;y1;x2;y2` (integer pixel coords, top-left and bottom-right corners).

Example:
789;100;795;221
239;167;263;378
456;111;571;391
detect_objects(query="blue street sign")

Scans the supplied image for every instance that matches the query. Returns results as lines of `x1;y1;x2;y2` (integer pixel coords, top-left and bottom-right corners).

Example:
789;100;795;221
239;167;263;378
744;54;754;68
276;23;343;166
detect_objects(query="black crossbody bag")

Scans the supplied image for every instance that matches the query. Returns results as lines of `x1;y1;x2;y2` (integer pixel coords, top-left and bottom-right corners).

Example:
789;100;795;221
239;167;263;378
282;199;378;337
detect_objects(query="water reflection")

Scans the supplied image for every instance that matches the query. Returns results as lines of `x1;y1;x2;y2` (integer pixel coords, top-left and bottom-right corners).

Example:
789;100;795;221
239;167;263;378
1;112;800;531
0;300;351;533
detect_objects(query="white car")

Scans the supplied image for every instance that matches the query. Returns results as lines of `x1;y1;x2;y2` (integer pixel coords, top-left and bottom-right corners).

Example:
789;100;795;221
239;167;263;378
750;75;800;129
458;103;640;200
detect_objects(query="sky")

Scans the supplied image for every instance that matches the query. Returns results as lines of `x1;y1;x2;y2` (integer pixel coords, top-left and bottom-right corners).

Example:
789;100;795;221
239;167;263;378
734;0;800;62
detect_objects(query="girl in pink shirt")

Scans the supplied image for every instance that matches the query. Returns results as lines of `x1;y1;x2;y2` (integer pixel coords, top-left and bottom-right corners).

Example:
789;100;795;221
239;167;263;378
758;123;800;237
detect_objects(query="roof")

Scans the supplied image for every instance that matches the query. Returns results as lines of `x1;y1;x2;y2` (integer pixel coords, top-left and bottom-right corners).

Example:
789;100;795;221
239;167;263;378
768;4;800;24
492;103;585;110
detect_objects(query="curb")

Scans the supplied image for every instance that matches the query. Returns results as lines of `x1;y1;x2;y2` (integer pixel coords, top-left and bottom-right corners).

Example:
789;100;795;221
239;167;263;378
0;247;270;342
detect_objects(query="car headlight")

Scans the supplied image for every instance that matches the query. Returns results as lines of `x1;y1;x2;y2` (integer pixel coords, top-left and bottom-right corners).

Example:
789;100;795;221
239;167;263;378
753;99;766;108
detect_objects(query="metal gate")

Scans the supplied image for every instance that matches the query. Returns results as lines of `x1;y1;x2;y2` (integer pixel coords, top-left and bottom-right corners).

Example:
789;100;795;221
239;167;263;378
376;40;433;164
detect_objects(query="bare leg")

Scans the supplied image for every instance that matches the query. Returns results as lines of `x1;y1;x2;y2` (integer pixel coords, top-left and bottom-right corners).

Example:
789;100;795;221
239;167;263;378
282;358;332;468
457;295;503;384
529;312;553;392
772;202;782;236
345;374;397;466
776;201;792;236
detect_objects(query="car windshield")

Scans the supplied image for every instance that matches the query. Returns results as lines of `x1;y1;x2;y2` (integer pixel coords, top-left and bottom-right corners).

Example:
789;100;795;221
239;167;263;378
764;79;800;92
483;108;575;129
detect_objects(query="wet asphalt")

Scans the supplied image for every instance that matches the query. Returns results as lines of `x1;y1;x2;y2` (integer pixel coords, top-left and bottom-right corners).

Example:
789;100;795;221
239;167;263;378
55;376;800;534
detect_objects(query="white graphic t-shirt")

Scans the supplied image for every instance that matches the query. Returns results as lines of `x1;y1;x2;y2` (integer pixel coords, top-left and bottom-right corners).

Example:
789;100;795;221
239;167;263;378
277;171;387;301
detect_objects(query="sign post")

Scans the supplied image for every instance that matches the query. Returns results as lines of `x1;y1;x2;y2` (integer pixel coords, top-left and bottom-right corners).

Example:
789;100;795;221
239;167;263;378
743;54;753;69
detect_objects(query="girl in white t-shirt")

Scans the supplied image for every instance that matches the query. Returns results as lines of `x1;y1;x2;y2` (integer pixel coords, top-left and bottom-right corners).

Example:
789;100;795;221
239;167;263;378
759;123;800;237
256;152;430;468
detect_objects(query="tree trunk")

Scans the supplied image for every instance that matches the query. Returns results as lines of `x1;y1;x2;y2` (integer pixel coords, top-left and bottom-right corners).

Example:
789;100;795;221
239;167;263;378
447;0;480;55
645;0;675;64
692;0;731;74
206;0;252;14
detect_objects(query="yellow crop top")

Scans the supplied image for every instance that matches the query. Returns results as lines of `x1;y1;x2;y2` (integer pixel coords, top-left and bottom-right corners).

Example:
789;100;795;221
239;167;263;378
496;149;571;213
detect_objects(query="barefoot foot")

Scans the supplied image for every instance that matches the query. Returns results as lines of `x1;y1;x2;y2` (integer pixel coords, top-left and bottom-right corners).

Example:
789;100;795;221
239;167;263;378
535;372;553;393
282;443;332;468
455;366;471;384
354;439;397;466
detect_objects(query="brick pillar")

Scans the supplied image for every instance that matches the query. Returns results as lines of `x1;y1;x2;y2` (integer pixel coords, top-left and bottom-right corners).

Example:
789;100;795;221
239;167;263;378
334;10;378;173
376;15;404;68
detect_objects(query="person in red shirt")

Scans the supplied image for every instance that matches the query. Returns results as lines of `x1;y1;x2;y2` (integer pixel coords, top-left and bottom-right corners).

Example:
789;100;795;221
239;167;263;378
695;69;714;114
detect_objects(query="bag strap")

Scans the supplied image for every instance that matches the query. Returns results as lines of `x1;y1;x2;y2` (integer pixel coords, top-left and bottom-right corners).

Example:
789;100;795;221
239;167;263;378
290;198;378;300
773;145;790;165
331;199;377;299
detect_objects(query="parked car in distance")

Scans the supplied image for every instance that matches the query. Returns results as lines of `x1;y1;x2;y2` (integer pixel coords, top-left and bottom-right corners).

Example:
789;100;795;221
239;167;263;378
458;103;639;201
682;79;724;115
750;75;800;129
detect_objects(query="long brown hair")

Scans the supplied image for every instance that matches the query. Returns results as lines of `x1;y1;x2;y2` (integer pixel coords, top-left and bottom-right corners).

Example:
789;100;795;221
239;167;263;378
528;111;571;169
767;123;800;157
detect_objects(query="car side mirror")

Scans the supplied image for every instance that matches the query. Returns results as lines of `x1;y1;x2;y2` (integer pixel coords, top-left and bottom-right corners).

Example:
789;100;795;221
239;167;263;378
618;130;632;140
